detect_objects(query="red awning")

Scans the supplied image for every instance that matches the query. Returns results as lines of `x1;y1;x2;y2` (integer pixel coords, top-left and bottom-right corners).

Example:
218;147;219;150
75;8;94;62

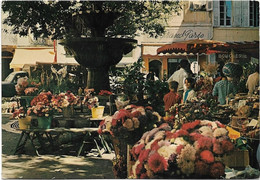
157;39;226;55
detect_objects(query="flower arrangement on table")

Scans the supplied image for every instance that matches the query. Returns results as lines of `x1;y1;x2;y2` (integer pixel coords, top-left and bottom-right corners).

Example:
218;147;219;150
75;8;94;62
98;104;161;145
12;107;26;119
27;91;60;117
52;91;79;108
15;77;41;96
129;120;234;179
82;89;99;109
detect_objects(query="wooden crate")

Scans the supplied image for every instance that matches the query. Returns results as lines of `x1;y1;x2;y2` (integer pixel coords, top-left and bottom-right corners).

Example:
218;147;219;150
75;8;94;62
222;150;249;168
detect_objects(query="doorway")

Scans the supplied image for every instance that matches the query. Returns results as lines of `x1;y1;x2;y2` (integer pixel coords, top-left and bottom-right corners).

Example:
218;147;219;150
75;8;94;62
149;60;162;80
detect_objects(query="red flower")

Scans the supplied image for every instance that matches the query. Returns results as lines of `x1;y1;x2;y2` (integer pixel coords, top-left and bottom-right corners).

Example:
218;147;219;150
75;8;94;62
138;149;151;162
136;163;143;175
113;109;130;123
195;160;210;176
200;150;215;163
209;162;225;178
165;131;175;140
111;119;118;126
190;132;203;141
173;129;189;138
148;153;168;173
221;140;234;153
145;106;153;110
216;121;226;128
98;90;112;96
197;136;212;150
150;140;160;151
176;145;184;155
140;173;148;179
134;143;145;155
181;120;200;131
213;140;224;155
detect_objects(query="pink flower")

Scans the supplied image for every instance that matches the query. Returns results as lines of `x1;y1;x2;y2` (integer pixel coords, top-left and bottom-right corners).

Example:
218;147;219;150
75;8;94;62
134;143;145;155
200;150;214;163
140;173;148;179
151;140;160;151
210;162;225;178
195;160;210;176
148;153;168;173
197;136;212;150
136;162;143;176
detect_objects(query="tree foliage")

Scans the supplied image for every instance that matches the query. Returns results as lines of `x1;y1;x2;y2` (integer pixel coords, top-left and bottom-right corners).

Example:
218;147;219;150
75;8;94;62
2;0;182;39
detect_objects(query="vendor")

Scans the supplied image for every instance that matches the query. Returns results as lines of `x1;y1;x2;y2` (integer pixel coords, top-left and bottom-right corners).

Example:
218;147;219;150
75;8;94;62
182;77;196;103
246;65;259;96
212;75;237;105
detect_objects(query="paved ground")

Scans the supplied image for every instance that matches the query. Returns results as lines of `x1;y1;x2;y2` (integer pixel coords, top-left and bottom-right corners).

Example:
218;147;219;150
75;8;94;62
1;114;116;179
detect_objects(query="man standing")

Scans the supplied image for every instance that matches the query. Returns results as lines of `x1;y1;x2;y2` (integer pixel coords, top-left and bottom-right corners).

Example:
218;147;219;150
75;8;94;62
246;65;259;96
167;59;190;97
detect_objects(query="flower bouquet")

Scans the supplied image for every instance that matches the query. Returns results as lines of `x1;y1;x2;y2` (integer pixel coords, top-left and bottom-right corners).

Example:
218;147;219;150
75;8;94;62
52;91;79;117
98;105;161;178
99;90;113;96
129;120;234;179
12;107;32;129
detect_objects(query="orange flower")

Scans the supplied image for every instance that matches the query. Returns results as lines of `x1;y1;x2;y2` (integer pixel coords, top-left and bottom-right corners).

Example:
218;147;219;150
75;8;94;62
123;118;134;131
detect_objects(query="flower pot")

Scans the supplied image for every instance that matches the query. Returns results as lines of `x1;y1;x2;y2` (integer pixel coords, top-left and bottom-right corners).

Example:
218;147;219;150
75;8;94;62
18;116;32;129
91;106;105;118
63;105;75;118
37;116;52;129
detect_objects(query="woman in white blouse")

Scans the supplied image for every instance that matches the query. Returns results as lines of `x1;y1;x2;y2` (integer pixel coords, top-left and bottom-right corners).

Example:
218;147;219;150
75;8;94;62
183;77;197;103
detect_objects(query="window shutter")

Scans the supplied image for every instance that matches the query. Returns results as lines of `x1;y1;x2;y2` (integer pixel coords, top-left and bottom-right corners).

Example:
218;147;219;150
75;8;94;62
241;1;249;27
213;0;220;27
233;1;242;27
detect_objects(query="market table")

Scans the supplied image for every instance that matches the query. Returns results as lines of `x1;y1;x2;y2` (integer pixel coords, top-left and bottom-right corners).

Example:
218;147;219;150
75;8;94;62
14;115;111;157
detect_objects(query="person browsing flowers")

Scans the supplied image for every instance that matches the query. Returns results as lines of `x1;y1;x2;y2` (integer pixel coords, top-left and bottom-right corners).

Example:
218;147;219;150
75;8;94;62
163;81;181;116
183;77;196;104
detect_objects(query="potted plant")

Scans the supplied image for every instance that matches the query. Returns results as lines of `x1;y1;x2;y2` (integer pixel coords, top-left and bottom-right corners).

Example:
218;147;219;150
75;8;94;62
82;89;103;118
27;91;60;129
12;107;31;130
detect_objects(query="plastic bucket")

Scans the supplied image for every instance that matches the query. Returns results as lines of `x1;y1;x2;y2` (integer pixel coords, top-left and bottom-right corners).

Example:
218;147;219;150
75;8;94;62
91;106;105;118
37;116;52;129
18;116;32;129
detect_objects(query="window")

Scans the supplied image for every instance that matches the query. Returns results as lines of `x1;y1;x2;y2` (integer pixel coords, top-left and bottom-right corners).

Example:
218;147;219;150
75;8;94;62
190;0;213;11
250;0;259;27
219;0;232;26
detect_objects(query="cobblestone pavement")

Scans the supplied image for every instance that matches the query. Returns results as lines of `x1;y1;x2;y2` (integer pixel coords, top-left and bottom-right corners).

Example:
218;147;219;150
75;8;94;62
1;114;115;179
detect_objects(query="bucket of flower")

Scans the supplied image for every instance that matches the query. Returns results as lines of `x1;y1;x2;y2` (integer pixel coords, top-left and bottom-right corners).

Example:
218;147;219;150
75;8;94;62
27;91;62;129
98;105;161;178
13;107;32;130
129;120;235;179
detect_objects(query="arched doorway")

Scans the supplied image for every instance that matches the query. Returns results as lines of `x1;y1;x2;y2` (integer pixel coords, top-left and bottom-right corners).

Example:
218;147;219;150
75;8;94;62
149;60;162;80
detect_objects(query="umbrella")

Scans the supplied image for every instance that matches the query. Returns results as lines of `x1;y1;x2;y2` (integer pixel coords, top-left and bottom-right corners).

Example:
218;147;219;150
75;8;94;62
157;39;226;55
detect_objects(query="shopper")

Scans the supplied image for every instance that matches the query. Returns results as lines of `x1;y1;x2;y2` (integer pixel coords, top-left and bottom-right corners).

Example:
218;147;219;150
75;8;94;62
164;81;181;117
212;75;237;105
183;77;196;103
167;59;190;97
246;65;259;96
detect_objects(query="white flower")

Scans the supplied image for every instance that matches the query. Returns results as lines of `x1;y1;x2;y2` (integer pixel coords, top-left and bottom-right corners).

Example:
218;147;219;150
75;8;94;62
213;128;228;137
199;126;213;137
174;137;188;146
131;160;140;178
200;120;218;129
158;144;177;159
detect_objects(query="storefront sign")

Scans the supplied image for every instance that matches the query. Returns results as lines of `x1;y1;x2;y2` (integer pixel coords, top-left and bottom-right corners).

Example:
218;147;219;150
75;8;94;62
142;26;213;43
217;53;248;60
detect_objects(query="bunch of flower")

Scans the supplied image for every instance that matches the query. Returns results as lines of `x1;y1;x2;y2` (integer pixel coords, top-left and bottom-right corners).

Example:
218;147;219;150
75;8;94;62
24;87;39;96
1;101;18;113
52;91;79;108
98;105;161;145
27;91;60;117
15;77;29;95
99;90;113;96
82;88;99;109
130;120;234;179
12;107;26;119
